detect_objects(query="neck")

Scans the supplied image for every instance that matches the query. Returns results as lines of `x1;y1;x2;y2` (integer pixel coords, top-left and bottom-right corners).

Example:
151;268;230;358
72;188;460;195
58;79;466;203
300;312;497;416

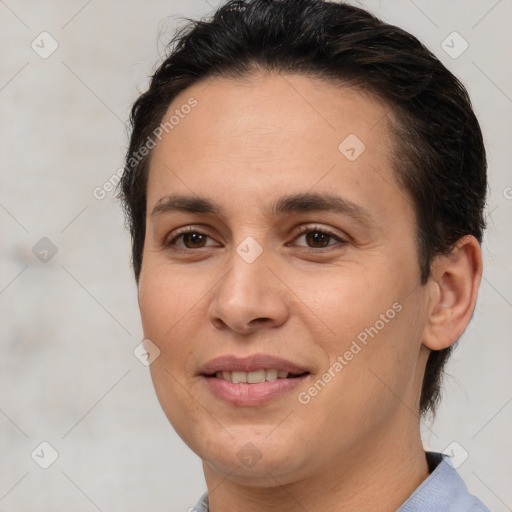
203;412;429;512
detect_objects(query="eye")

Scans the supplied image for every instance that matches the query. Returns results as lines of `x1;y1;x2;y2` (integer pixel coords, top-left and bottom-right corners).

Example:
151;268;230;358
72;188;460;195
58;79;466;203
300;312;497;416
164;227;218;250
291;225;347;250
163;225;347;252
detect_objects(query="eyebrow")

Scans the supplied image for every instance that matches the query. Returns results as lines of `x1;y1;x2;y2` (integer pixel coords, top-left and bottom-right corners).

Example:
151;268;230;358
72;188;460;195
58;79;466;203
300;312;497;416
151;192;373;224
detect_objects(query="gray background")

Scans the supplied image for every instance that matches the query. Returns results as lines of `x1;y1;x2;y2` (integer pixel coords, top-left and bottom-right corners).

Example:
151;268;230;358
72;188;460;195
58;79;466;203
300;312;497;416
1;1;511;511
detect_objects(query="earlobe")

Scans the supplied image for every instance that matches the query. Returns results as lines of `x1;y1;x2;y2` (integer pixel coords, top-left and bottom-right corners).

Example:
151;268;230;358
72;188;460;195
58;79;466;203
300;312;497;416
422;235;483;351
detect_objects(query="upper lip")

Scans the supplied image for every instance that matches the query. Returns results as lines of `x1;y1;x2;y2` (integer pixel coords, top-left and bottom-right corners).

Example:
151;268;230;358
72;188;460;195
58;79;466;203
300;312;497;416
200;354;309;375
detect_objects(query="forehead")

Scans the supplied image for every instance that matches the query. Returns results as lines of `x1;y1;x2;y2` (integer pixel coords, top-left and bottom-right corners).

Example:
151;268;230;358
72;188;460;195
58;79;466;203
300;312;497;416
156;72;392;157
146;72;408;224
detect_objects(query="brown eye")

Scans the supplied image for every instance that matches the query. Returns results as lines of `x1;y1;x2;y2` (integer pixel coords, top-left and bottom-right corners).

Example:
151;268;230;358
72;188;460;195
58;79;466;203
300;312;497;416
165;229;218;250
293;225;346;250
181;232;208;248
304;230;332;248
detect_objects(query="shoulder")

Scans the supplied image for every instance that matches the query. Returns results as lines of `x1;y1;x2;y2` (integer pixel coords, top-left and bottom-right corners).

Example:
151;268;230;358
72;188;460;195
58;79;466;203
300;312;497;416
189;491;209;512
398;452;490;512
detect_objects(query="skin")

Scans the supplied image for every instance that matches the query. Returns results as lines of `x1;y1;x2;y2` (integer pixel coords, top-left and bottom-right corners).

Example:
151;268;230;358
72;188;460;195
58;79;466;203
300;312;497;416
137;72;482;511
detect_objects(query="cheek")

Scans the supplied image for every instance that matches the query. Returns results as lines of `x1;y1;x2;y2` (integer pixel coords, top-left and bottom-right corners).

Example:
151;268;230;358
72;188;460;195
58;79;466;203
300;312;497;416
317;290;426;424
138;263;202;341
138;265;208;442
296;259;425;421
138;263;207;395
298;263;398;351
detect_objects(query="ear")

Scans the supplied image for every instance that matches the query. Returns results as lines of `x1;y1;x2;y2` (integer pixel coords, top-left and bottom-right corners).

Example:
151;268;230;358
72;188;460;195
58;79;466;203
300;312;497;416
423;235;483;351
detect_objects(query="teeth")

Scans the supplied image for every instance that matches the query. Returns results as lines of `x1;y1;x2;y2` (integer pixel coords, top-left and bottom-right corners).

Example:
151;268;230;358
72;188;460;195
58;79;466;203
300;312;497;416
265;368;278;381
247;369;266;383
231;371;247;384
214;369;291;383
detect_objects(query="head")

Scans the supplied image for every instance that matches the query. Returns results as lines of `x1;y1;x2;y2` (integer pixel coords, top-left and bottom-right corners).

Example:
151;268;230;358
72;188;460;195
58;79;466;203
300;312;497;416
119;0;486;486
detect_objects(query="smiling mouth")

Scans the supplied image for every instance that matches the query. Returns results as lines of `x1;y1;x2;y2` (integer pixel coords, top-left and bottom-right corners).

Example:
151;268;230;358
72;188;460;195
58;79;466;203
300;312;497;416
206;369;309;383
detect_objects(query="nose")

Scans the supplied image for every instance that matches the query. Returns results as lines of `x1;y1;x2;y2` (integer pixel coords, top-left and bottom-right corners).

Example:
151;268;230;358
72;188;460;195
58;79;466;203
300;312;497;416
207;246;290;335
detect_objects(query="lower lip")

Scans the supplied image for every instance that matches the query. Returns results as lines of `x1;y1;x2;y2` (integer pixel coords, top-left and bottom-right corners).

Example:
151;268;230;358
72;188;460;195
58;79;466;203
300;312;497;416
202;375;309;406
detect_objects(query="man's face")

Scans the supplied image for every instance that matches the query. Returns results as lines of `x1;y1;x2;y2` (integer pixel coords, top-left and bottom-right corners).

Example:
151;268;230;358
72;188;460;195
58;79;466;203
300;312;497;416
138;73;431;484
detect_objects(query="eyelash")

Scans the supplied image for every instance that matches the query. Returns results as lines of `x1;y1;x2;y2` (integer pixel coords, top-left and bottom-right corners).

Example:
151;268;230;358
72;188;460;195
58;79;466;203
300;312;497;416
163;224;347;253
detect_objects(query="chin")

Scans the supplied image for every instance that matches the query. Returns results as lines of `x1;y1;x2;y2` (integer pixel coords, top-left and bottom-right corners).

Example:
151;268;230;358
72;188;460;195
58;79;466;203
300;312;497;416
189;422;312;484
203;447;308;487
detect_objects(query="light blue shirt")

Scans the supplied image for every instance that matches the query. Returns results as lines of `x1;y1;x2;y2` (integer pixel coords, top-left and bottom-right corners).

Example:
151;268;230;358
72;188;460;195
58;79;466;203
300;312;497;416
190;452;490;511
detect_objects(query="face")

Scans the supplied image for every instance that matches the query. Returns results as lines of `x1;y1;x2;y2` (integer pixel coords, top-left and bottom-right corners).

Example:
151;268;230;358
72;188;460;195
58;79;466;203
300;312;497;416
138;73;431;486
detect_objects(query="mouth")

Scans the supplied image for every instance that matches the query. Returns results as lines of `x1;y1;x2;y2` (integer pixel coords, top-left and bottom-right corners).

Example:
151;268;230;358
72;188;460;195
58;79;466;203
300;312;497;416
206;369;309;383
199;354;311;406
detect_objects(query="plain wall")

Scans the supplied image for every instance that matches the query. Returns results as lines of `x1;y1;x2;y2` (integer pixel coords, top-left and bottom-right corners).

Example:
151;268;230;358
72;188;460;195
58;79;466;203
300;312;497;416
1;1;511;511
